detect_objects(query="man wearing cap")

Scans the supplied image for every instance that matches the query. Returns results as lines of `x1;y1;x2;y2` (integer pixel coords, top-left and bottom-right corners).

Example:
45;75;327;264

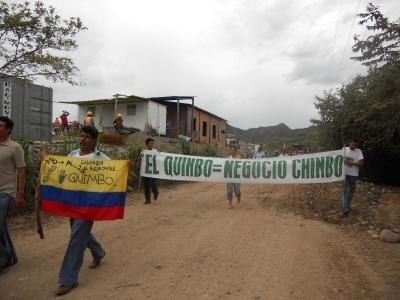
113;113;124;134
84;111;95;127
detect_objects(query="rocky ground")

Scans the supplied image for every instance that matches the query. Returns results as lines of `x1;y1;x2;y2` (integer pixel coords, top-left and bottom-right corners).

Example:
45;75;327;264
2;181;399;299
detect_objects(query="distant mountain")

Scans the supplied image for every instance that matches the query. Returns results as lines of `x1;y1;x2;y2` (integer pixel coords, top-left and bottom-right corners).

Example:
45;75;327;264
227;123;322;153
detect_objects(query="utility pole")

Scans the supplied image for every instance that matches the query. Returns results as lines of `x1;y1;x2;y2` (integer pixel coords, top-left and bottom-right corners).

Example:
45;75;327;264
112;93;129;117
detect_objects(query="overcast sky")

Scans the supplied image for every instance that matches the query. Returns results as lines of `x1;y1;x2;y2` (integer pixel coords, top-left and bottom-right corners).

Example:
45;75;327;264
38;0;399;129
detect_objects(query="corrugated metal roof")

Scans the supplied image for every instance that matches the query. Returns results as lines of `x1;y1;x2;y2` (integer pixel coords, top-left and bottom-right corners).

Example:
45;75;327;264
58;94;149;105
149;97;226;121
149;96;195;101
58;95;226;121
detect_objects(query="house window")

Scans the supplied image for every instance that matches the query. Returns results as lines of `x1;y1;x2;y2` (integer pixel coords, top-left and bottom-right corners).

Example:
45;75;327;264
202;121;207;137
193;118;197;130
87;106;96;116
212;125;217;139
127;104;136;116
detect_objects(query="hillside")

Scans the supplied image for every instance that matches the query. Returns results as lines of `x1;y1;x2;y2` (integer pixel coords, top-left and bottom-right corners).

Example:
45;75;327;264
227;123;322;153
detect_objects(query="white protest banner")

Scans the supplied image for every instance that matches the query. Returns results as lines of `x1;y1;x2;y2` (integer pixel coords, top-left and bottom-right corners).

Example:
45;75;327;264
140;149;345;184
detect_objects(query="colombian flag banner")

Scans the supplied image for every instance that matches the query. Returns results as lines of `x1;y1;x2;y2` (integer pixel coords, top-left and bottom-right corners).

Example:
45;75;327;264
40;155;129;220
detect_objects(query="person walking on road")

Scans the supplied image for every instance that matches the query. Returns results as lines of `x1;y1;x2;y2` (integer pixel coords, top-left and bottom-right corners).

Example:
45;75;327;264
0;116;25;268
55;126;109;296
227;145;241;209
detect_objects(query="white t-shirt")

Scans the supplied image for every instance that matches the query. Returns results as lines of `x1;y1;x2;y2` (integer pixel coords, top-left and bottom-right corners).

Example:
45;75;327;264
254;151;266;159
141;148;159;155
68;149;110;160
344;147;364;176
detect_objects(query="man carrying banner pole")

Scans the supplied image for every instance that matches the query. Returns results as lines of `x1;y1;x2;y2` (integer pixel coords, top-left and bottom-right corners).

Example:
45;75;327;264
341;139;364;217
55;126;110;296
141;138;159;204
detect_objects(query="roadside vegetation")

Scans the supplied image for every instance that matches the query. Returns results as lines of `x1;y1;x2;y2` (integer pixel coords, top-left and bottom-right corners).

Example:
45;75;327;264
312;4;400;185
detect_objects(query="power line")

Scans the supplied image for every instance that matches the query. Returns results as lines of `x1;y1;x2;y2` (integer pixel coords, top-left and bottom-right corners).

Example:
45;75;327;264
327;0;343;70
336;0;362;82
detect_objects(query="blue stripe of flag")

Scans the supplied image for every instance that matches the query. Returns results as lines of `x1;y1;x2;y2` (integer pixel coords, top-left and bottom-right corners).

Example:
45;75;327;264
40;185;125;208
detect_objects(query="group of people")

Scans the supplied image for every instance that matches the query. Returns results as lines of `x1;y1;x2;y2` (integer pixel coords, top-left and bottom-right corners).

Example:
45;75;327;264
0;115;159;296
53;111;126;136
53;111;71;135
1;114;364;296
226;142;364;216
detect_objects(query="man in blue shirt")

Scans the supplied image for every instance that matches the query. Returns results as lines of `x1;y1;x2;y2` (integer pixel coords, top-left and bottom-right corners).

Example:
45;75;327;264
55;126;110;296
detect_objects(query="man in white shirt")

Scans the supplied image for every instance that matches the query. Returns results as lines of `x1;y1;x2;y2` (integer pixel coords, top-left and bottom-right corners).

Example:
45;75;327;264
342;139;364;217
253;146;266;159
142;138;159;204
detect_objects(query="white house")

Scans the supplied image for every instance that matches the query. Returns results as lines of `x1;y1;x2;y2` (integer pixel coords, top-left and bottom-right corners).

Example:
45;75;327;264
60;95;167;135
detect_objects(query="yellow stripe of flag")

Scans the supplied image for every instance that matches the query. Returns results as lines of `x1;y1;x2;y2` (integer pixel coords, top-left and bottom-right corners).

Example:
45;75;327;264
40;155;129;193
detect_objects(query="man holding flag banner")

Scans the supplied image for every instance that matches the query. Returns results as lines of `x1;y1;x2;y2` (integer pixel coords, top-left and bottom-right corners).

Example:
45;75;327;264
39;125;130;296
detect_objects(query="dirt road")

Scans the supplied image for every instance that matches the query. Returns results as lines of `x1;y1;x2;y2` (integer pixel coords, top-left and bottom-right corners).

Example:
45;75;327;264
0;182;396;299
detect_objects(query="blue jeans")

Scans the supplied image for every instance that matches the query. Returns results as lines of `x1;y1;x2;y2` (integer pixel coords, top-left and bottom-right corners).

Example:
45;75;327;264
342;175;358;213
227;183;241;201
58;219;105;287
0;193;17;267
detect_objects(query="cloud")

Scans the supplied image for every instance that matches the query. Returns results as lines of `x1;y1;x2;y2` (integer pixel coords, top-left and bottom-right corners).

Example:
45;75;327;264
38;0;398;130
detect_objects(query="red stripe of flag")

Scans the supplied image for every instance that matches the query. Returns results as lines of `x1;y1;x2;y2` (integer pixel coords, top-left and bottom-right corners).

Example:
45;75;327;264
41;199;124;221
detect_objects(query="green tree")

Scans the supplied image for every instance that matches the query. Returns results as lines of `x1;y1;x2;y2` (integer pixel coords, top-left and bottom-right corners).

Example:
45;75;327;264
311;91;344;149
0;1;86;84
313;65;400;184
313;3;400;184
352;3;400;66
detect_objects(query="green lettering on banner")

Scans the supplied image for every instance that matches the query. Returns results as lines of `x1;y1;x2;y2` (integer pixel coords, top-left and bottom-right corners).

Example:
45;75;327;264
325;156;334;177
153;155;159;174
242;161;251;178
301;158;310;179
310;157;315;178
334;155;343;177
186;158;196;177
233;161;241;178
262;161;271;179
224;161;234;178
181;157;187;176
164;156;173;176
278;161;287;179
152;152;343;182
145;154;153;174
315;157;325;178
204;160;213;177
194;159;203;177
252;161;261;178
292;159;301;179
173;157;183;176
272;161;277;178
